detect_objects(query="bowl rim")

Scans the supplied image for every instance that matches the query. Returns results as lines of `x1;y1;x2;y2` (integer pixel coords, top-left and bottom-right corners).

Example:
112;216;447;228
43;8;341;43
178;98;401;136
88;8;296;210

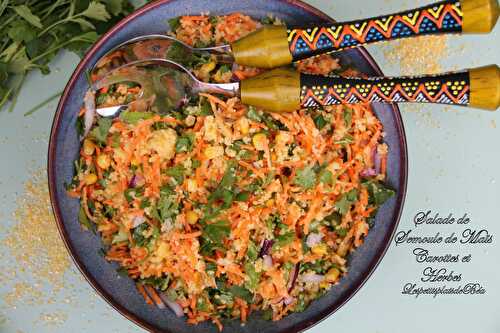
47;1;408;332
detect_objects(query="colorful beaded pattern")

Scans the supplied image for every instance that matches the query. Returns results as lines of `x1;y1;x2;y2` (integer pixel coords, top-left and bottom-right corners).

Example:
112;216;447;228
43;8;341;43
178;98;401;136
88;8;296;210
288;0;463;60
300;71;470;108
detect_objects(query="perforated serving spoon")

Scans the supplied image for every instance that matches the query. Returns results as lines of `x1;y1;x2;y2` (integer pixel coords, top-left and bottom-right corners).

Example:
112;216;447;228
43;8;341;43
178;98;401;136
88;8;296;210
92;0;499;73
93;59;499;116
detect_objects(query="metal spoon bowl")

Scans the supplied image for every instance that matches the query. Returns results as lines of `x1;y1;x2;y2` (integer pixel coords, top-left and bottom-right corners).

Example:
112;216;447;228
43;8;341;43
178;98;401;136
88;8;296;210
92;58;239;117
91;35;233;80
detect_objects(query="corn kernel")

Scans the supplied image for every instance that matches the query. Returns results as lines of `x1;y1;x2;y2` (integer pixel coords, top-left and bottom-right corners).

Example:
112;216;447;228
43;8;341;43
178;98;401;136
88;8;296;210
83;139;95;156
319;281;330;289
97;154;111;170
156;241;171;259
311;243;327;256
325;267;341;282
84;173;98;185
252;133;268;151
131;157;140;166
204;146;224;159
265;199;275;207
186;211;199;225
200;61;216;76
237;117;249;135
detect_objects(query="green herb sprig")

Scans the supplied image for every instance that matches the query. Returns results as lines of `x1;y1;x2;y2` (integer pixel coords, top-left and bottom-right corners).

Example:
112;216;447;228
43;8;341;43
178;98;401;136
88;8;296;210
0;0;148;113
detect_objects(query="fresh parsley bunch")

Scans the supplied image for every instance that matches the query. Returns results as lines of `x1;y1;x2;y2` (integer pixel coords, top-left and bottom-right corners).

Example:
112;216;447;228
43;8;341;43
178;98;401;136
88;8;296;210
0;0;148;113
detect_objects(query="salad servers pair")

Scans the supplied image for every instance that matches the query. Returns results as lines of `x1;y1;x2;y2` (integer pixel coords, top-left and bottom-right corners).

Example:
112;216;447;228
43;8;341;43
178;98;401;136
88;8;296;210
92;0;500;114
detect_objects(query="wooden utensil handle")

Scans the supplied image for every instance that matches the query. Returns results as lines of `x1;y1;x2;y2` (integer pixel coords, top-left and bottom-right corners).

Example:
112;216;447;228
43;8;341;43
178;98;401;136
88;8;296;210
300;65;499;110
231;0;499;68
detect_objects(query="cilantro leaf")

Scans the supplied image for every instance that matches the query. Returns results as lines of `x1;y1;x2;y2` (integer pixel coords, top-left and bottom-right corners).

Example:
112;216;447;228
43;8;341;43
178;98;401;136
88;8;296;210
168;17;181;31
244;262;260;291
175;133;195;153
335;189;359;215
82;2;111;21
89;117;112;145
273;231;295;249
119;110;153;124
203;220;230;244
363;180;395;205
313;114;327;130
12;5;43;29
228;285;253;303
78;205;95;233
294;165;317;190
318;169;333;184
343;108;353;128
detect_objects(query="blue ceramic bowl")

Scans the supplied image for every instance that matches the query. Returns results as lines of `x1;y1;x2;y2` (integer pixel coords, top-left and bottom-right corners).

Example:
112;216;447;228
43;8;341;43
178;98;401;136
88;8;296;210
48;1;408;332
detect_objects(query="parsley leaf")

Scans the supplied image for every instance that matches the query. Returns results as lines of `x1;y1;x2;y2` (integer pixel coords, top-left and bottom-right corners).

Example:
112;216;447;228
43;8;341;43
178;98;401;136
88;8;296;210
244;262;260;291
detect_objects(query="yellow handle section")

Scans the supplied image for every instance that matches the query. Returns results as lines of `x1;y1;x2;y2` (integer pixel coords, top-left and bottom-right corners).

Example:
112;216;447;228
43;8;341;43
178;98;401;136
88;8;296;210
469;65;500;110
231;25;293;69
462;0;499;33
240;68;300;112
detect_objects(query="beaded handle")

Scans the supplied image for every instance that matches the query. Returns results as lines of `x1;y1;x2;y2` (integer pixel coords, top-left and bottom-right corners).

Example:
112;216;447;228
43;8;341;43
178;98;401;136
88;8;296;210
231;0;498;68
288;0;464;61
300;71;471;108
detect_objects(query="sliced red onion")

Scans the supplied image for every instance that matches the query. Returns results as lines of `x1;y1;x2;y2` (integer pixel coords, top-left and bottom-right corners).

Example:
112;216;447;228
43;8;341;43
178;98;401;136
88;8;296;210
302;273;325;284
83;90;96;138
283;296;295;305
258;239;274;258
306;233;323;248
143;287;166;310
132;216;146;228
287;262;300;293
129;174;144;188
360;168;377;177
159;293;184;317
263;255;273;269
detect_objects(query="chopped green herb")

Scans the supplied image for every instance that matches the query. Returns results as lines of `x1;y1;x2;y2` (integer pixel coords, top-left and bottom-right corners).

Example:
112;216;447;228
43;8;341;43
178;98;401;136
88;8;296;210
89;117;112;145
335;189;359;215
294;165;317;190
119;110;153;124
175;132;195;153
313;114;327;130
228;285;253;303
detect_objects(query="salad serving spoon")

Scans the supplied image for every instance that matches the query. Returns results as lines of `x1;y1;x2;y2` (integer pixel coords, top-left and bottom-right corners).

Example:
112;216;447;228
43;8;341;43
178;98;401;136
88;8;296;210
92;0;499;72
92;59;500;116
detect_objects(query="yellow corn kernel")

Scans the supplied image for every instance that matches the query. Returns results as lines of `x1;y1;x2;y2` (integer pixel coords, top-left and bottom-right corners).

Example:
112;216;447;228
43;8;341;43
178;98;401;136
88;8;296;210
131;157;140;166
319;281;330;289
265;199;275;208
311;243;328;256
156;241;171;259
237;117;250;135
83;139;95;156
186;211;199;225
200;61;216;76
325;267;341;282
252;133;268;151
97;154;111;170
84;173;98;185
204;146;224;159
